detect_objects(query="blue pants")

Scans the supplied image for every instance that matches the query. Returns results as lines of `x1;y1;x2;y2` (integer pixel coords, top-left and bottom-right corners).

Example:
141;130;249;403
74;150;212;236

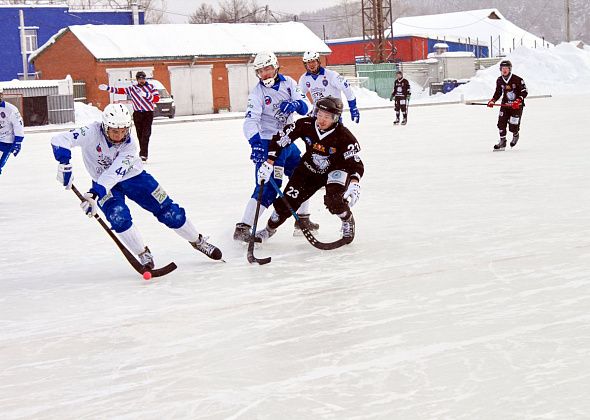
0;143;13;174
95;171;186;233
251;142;301;208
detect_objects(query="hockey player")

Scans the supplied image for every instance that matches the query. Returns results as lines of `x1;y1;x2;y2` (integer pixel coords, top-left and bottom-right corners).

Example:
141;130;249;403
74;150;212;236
0;87;25;175
256;96;364;245
299;51;360;123
487;60;528;151
51;103;222;269
389;71;411;125
234;51;318;242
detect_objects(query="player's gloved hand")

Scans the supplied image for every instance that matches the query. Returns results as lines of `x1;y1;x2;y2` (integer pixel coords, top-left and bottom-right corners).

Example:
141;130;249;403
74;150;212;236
279;100;301;115
248;133;266;164
257;161;273;185
12;137;23;156
98;84;109;91
80;191;99;217
389;93;394;101
343;182;361;208
406;93;411;101
487;99;495;108
348;99;360;123
57;163;73;189
512;98;522;110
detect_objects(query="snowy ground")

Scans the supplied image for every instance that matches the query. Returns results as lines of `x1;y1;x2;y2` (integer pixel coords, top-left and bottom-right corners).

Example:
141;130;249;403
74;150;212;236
2;94;590;419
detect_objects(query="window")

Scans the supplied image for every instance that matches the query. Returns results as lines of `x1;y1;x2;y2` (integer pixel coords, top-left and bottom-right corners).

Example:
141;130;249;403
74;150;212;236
24;28;38;53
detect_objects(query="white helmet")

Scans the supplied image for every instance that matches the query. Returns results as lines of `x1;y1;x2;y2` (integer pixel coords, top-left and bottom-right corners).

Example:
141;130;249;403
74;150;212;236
253;51;278;70
102;103;132;129
302;51;320;63
253;51;279;88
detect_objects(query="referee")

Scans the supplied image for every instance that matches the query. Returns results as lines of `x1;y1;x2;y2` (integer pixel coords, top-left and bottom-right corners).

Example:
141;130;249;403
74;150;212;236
99;71;160;162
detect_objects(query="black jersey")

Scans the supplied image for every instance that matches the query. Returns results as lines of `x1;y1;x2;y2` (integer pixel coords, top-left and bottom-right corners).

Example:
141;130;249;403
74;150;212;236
492;73;528;106
392;78;411;98
268;117;364;182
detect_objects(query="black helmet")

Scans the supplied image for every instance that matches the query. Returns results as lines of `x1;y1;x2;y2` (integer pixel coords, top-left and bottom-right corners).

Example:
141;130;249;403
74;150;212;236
499;60;512;70
314;96;343;121
136;70;147;79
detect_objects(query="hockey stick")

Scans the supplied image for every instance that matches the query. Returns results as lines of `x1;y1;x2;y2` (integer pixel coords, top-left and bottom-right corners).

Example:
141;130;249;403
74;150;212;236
0;150;11;175
467;102;516;108
268;178;351;250
247;180;271;265
71;184;177;278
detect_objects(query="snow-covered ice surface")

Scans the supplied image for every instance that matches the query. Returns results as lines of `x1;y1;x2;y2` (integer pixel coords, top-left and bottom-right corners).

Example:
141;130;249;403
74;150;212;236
2;94;590;419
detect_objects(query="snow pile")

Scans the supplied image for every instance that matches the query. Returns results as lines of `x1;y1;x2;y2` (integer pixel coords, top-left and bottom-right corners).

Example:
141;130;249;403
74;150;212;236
74;102;102;125
354;43;590;108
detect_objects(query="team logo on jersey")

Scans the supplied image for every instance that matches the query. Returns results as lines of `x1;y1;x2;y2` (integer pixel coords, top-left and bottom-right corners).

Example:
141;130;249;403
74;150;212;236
322;79;328;86
312;153;330;172
287;88;292;96
329;147;336;154
264;96;272;105
0;112;5;118
306;82;311;88
96;144;102;153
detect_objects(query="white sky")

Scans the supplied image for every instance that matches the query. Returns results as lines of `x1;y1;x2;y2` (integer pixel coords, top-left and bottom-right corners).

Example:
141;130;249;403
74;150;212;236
163;0;340;23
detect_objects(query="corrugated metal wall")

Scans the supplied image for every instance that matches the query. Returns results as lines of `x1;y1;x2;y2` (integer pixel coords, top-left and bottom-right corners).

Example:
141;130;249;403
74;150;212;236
356;63;399;99
47;95;75;124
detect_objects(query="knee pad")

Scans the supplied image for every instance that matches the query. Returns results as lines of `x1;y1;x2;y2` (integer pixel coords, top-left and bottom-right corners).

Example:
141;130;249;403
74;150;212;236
324;192;349;215
156;201;186;229
499;128;507;137
105;203;133;233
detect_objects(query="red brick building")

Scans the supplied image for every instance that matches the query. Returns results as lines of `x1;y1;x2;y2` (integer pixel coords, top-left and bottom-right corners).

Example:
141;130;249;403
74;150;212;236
31;23;330;115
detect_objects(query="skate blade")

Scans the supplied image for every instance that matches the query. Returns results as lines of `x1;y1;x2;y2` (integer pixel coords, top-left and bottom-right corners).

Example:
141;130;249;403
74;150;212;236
493;147;506;152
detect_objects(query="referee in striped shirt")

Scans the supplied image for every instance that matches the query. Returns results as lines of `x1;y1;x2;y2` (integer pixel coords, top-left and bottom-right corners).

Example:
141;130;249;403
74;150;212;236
99;71;160;162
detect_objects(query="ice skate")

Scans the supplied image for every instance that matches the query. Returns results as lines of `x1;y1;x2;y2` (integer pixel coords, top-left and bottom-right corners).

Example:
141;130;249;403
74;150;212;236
138;246;155;270
293;214;319;236
191;234;223;260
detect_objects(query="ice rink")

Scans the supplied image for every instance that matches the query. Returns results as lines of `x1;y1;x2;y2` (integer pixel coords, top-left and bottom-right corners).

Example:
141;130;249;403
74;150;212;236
2;95;590;419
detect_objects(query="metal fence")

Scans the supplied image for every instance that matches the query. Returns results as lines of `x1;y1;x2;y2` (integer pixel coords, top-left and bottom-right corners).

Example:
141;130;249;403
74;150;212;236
47;95;75;125
355;63;399;99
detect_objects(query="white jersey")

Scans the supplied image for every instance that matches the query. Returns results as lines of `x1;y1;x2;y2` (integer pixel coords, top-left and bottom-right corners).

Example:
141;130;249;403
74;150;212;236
243;74;310;140
0;101;25;144
299;67;356;104
51;121;143;192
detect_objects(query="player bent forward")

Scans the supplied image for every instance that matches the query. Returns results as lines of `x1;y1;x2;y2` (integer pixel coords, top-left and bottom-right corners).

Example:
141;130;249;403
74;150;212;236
256;96;364;243
51;104;222;269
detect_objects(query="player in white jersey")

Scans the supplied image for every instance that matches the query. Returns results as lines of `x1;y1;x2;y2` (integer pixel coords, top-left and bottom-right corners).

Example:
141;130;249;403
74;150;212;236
234;51;318;242
298;51;360;123
0;87;25;175
51;104;222;268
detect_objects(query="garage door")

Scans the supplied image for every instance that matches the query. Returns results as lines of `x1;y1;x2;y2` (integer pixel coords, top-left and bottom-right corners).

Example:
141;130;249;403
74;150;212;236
169;66;213;116
227;64;257;112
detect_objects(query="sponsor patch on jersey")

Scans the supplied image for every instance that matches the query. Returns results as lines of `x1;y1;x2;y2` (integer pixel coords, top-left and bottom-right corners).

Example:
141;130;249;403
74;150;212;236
98;191;113;207
273;165;284;180
329;147;337;155
0;112;5;118
151;185;168;204
322;79;328;86
287;88;292;96
96;144;102;153
313;143;326;153
264;96;272;105
306;81;311;88
327;170;347;185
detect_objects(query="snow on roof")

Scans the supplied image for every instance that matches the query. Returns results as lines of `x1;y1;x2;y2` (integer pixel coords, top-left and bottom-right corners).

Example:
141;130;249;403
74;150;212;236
389;9;552;55
0;79;61;89
30;22;331;62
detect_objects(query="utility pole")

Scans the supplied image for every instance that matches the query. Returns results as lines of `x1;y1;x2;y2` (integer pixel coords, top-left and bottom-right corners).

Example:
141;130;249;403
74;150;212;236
565;0;571;42
19;10;28;80
264;5;269;23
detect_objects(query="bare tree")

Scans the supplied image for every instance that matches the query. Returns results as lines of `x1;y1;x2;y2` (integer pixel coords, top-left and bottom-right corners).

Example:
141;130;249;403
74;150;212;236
189;3;217;24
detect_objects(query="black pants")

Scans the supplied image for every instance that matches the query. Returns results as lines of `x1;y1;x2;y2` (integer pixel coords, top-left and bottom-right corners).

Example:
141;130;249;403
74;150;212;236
394;97;408;118
133;110;154;159
497;107;523;137
268;166;351;230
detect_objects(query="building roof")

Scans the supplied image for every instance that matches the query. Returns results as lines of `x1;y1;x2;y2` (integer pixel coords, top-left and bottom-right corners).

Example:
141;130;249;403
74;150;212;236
388;9;551;55
30;22;331;62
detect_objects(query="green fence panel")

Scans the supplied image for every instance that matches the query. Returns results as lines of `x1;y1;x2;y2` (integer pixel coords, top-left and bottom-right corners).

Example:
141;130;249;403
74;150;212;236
356;63;399;99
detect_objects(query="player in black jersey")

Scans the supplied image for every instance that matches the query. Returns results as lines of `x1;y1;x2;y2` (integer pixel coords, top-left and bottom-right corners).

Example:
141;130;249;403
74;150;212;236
487;60;528;151
255;96;364;244
390;71;411;125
